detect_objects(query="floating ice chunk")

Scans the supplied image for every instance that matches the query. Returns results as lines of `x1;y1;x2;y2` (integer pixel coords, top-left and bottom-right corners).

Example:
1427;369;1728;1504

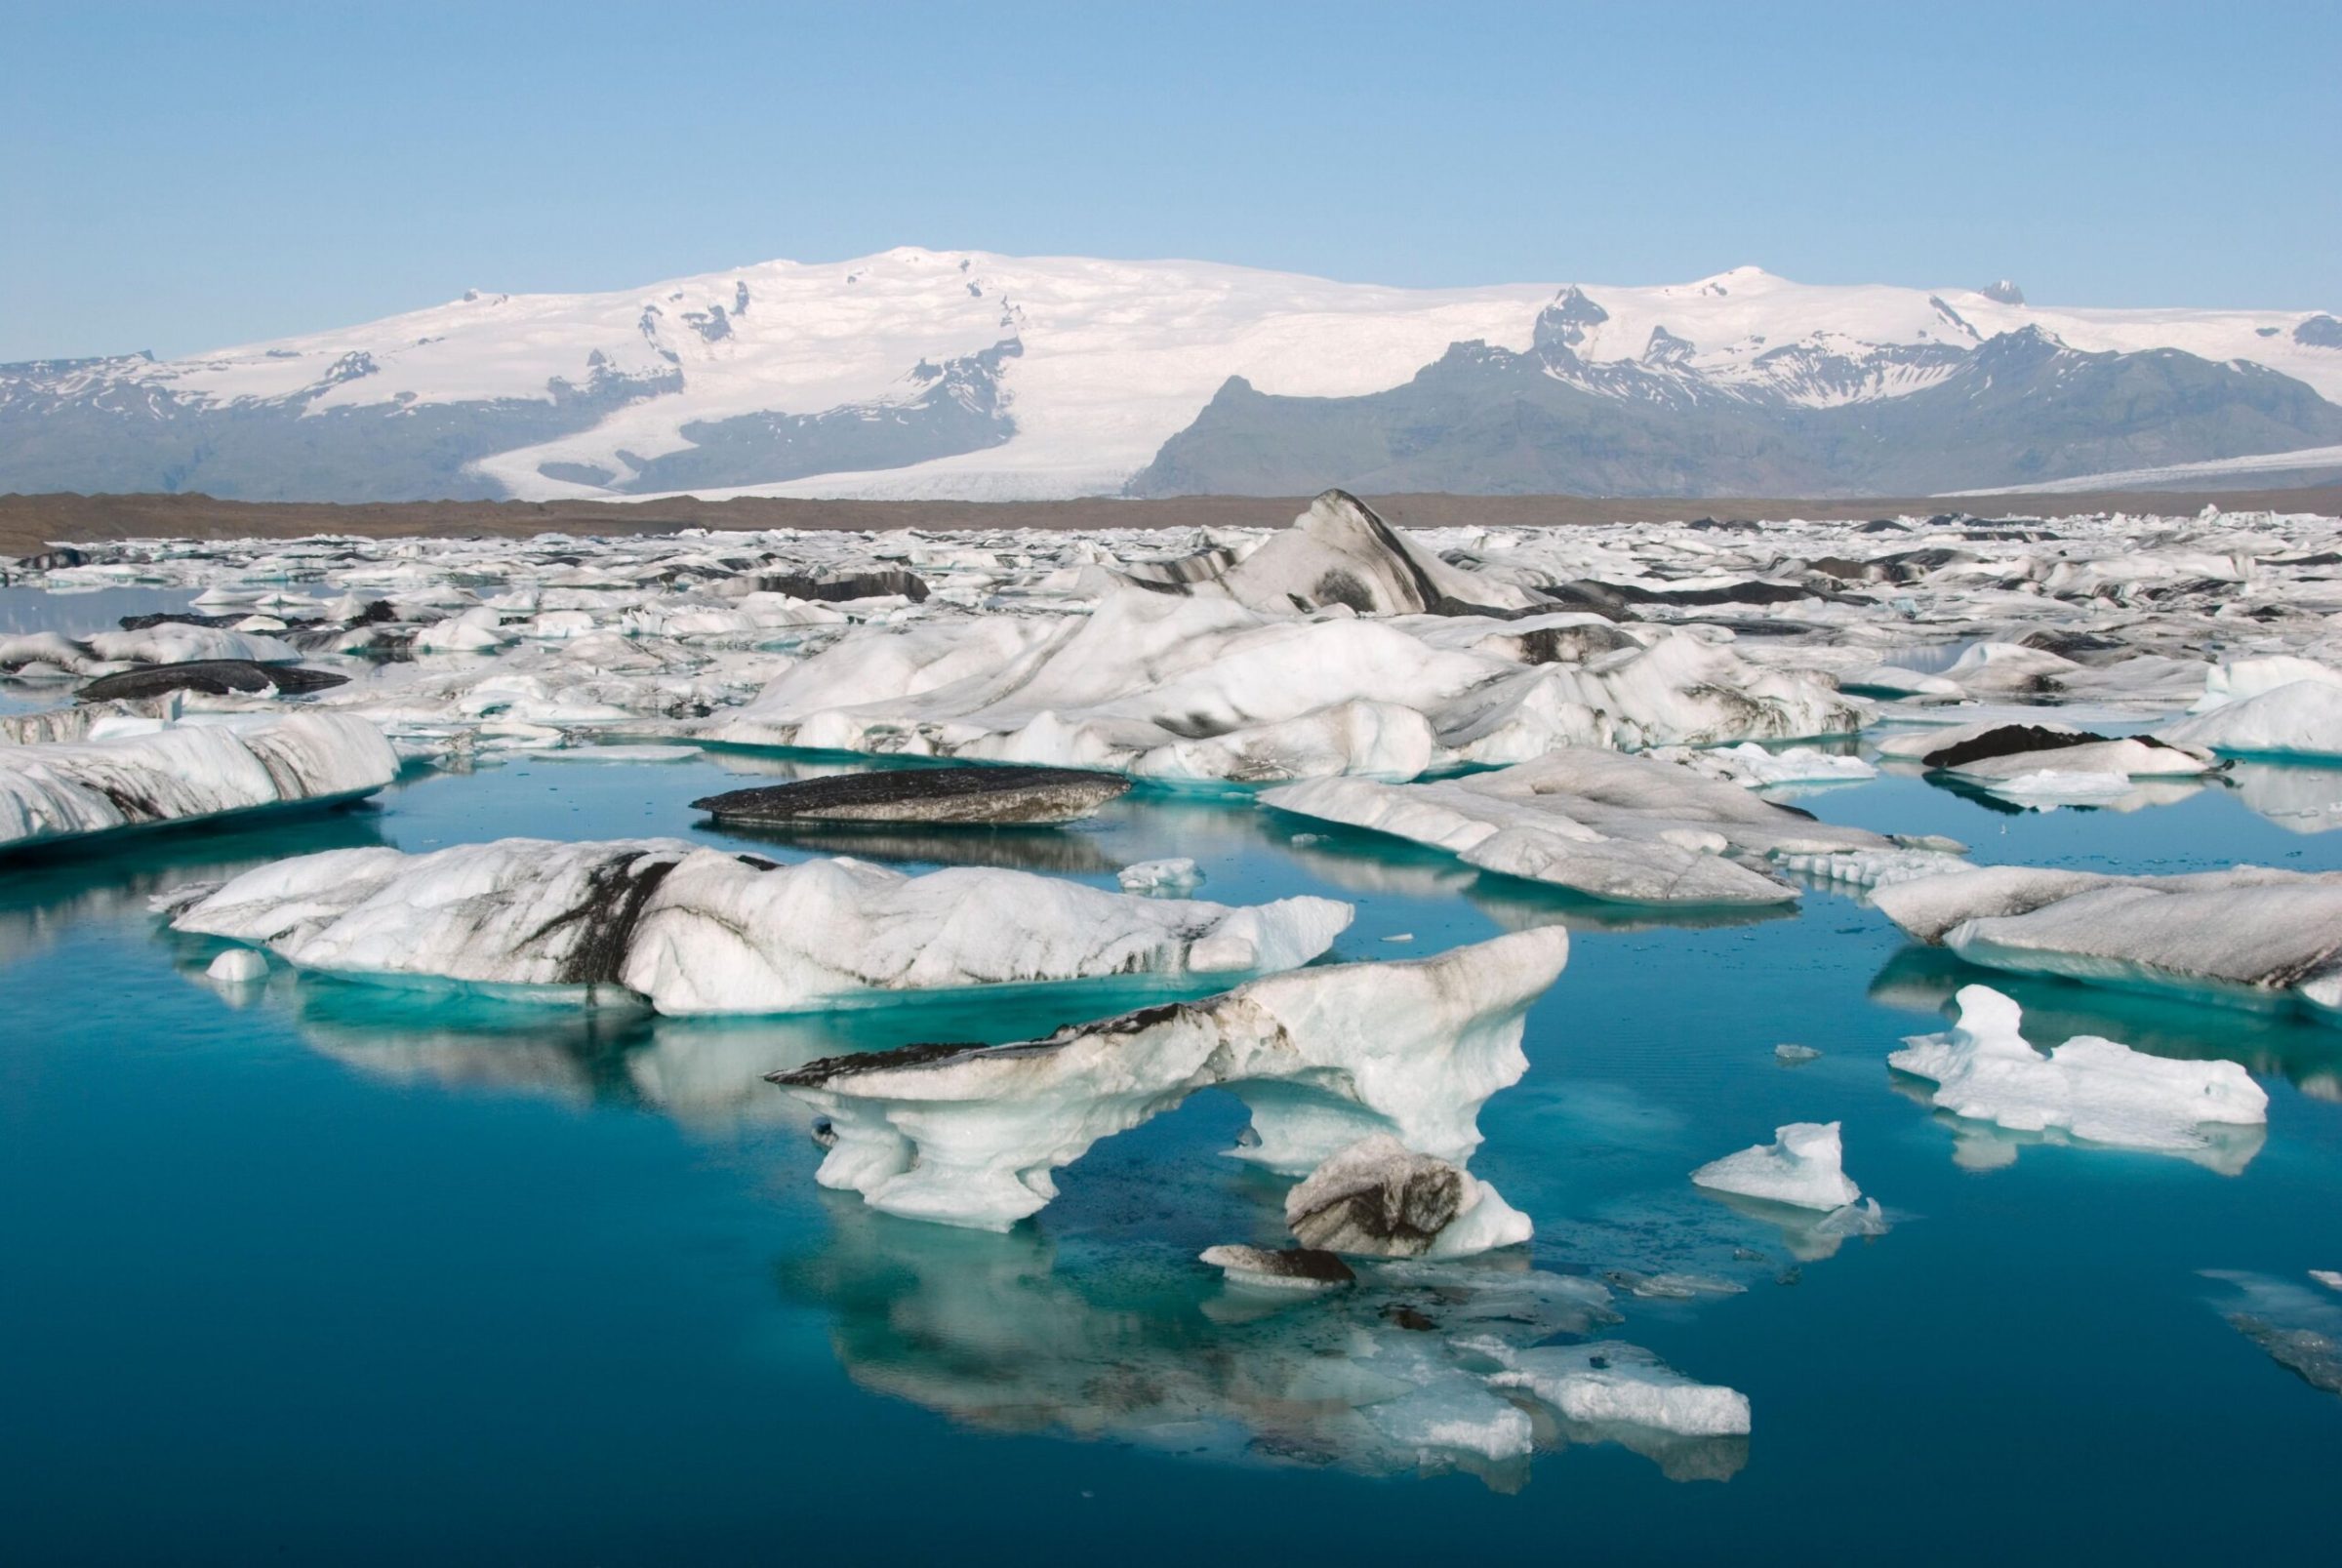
1971;768;2143;805
1263;748;1918;906
1772;845;1971;892
771;928;1569;1229
1890;985;2268;1154
170;838;1352;1015
0;713;397;852
1220;491;1548;618
2313;1270;2342;1295
1655;742;1877;789
85;623;299;666
1483;1343;1751;1437
1118;857;1202;895
2188;656;2342;713
1284;1136;1531;1260
1873;718;2086;761
411;605;512;654
1871;864;2342;1013
2160;680;2342;760
695;765;1131;825
205;947;267;984
1846;665;1962;699
1197;1244;1354;1290
1774;1043;1822;1065
1691;1122;1862;1211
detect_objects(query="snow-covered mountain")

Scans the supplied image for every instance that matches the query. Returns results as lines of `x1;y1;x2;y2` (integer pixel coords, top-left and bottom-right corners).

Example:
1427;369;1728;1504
4;248;2339;503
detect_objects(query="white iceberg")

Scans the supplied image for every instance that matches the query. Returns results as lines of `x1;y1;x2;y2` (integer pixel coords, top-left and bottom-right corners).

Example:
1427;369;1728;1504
772;927;1570;1229
2160;680;2342;760
1890;985;2268;1155
168;838;1353;1015
1690;1121;1863;1211
0;712;397;851
1118;857;1203;895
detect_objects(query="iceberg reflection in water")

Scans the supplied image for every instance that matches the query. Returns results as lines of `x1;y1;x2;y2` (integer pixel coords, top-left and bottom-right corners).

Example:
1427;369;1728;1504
778;1199;1751;1488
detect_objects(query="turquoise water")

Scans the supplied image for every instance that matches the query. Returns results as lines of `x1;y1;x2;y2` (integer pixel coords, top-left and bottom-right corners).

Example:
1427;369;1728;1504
5;748;2340;1563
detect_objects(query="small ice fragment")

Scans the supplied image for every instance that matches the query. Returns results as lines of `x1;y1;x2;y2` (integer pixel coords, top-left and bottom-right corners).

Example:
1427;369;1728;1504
1382;932;1415;943
1691;1121;1863;1211
2313;1270;2342;1295
1198;1243;1354;1290
1285;1135;1531;1259
1289;832;1324;846
1117;857;1202;895
206;947;267;985
1774;1043;1822;1065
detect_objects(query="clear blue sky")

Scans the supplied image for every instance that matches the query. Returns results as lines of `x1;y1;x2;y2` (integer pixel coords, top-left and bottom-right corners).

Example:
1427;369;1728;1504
4;0;2335;360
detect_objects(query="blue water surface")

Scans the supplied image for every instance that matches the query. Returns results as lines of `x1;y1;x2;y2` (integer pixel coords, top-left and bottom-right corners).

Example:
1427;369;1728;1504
3;745;2339;1564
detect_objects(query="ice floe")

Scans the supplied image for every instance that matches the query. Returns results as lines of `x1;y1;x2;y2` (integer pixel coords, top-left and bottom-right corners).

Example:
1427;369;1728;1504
691;763;1131;825
1263;747;1952;905
770;927;1568;1229
0;712;397;852
166;838;1352;1014
1891;985;2269;1157
1872;864;2342;1015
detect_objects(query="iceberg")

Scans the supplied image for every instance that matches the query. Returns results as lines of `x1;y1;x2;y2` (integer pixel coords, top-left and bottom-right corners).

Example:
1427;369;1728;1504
1118;857;1202;895
1215;490;1550;617
1283;1135;1531;1259
689;764;1131;825
1890;985;2268;1157
1871;864;2342;1014
770;927;1570;1229
0;712;397;852
1196;1244;1354;1290
2160;680;2342;760
1690;1121;1863;1210
168;838;1353;1015
1262;748;1931;905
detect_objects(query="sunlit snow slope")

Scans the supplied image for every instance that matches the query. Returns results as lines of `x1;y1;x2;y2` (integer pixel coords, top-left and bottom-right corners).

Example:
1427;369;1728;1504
3;249;2337;502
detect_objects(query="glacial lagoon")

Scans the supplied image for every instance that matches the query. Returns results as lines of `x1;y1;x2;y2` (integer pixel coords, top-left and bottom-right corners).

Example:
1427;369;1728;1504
6;744;2340;1563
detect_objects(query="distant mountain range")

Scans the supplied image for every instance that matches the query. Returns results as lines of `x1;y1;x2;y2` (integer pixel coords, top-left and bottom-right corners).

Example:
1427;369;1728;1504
4;249;2339;503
